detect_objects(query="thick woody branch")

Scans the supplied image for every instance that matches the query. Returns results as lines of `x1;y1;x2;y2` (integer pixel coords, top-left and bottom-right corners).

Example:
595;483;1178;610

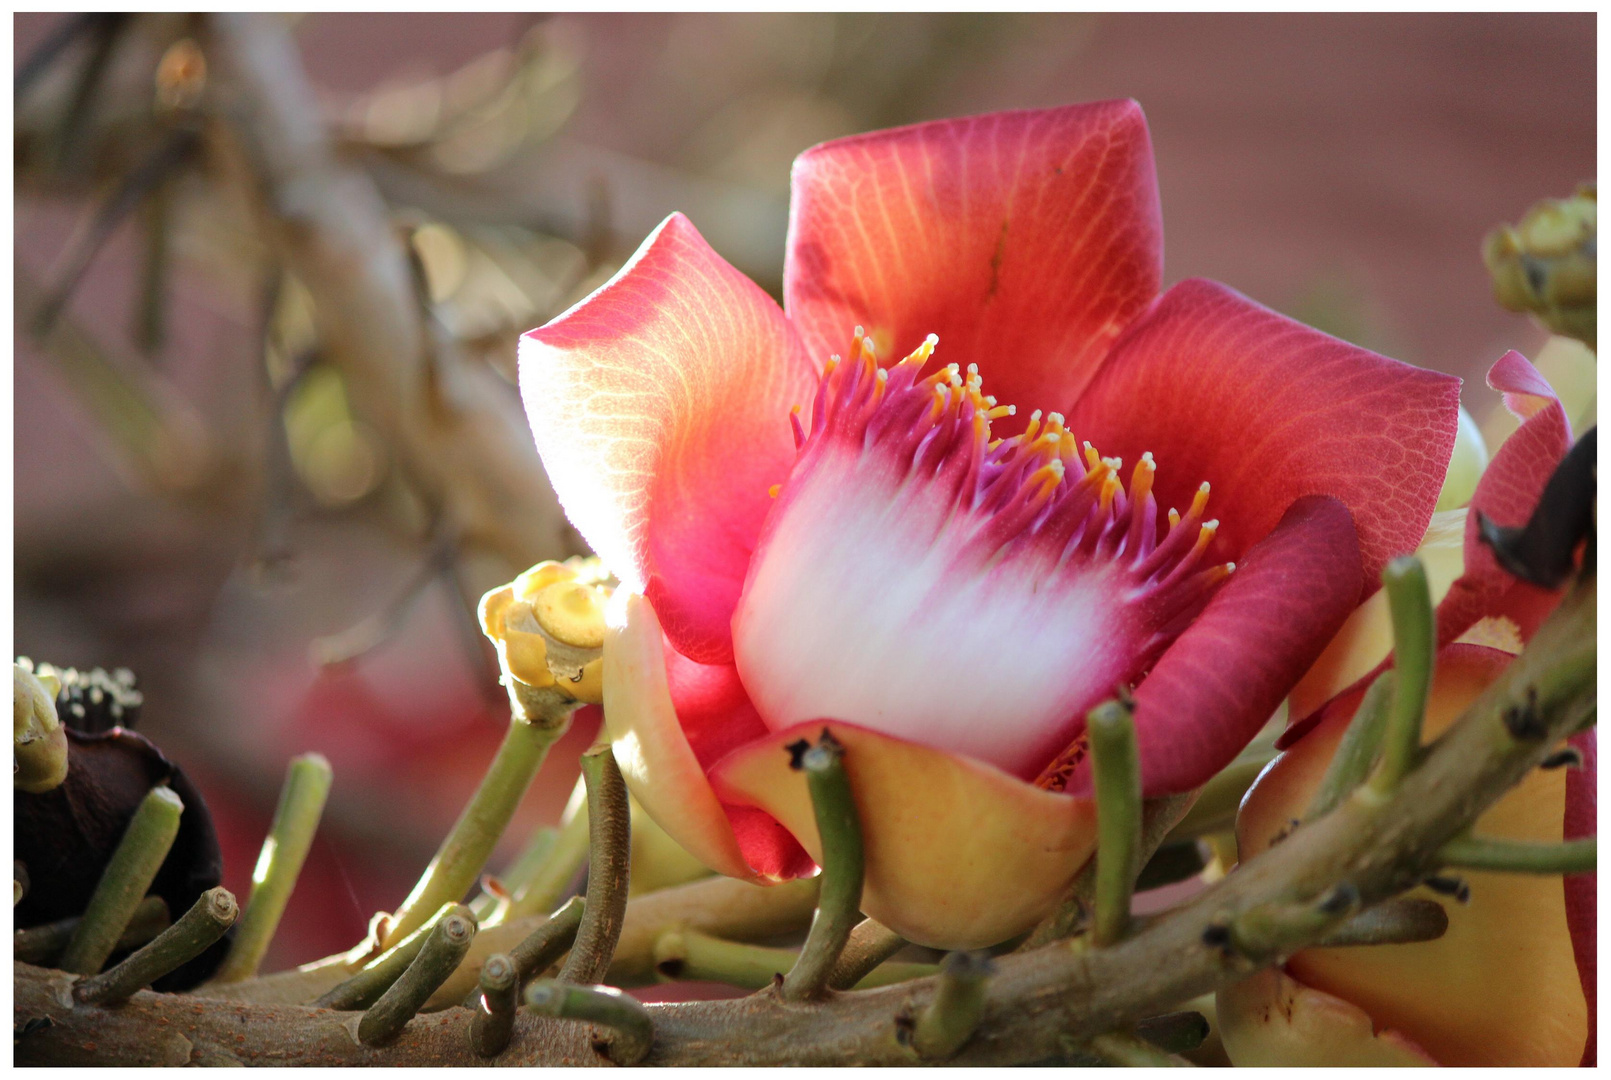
16;580;1592;1066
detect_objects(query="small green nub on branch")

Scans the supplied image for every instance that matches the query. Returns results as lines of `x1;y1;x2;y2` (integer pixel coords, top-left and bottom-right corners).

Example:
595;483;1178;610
781;729;865;1001
1089;700;1143;947
60;784;184;975
213;752;332;983
1312;897;1448;947
557;744;631;985
15;894;170;966
828;917;907;991
911;951;992;1060
358;909;477;1047
469;952;518;1058
383;712;572;949
316;901;464;1011
74;887;238;1005
1439;835;1596;875
524;981;654;1066
1369;557;1436;797
1308;670;1395;819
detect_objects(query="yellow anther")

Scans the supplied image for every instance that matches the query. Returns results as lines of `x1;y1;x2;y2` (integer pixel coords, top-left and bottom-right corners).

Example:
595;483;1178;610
768;484;781;499
1130;453;1156;505
1099;471;1122;512
1022;409;1043;441
1191;519;1220;557
1029;459;1065;496
1189;481;1212;518
823;356;840;380
1083;442;1103;471
529;581;608;650
1168;508;1181;530
512;560;578;604
986;403;1015;420
900;333;938;368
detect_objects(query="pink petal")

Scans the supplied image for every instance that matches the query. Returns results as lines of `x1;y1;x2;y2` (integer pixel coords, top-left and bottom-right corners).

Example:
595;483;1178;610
785;101;1162;428
1566;729;1596;1066
1070;495;1362;796
1435;352;1572;646
520;213;819;664
710;720;1098;949
1064;278;1461;589
601;592;811;883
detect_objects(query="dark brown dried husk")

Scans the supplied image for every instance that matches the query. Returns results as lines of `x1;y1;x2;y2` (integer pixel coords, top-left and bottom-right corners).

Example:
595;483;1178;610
13;727;227;989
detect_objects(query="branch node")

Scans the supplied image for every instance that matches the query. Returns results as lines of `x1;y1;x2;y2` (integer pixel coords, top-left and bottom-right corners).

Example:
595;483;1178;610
468;952;518;1058
524;980;654;1065
74;887;237;1005
357;908;477;1046
912;950;992;1060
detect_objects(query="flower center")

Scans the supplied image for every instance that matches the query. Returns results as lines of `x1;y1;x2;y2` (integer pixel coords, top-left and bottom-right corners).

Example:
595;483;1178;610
731;331;1233;781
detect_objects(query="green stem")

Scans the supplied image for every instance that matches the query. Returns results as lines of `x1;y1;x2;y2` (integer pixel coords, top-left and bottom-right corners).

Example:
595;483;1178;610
315;901;463;1011
912;951;991;1060
358;909;477;1046
1090;701;1142;947
1313;897;1448;947
828;918;907;990
1308;671;1395;819
74;887;238;1005
524;981;654;1065
60;785;184;975
1088;1030;1193;1067
383;712;572;948
15;895;169;966
781;731;865;1001
469;953;518;1058
1368;557;1435;797
654;926;933;991
557;745;631;985
213;753;332;982
1439;835;1596;874
473;826;555;923
505;779;591;921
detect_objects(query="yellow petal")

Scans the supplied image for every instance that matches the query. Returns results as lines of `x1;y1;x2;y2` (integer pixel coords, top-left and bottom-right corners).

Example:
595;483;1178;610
1288;508;1465;721
600;591;761;884
1217;967;1436;1066
710;720;1097;950
1241;646;1586;1066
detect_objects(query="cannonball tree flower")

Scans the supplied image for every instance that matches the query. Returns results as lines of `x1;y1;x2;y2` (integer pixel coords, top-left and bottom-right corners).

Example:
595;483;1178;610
1220;360;1593;1066
519;100;1462;948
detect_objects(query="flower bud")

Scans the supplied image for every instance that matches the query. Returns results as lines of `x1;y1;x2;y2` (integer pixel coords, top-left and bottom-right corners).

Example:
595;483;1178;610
1484;183;1596;347
14;663;67;794
478;557;613;705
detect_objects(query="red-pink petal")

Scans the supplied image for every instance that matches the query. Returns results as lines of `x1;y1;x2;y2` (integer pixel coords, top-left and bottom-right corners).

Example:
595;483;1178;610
785;101;1162;429
1064;279;1460;589
1566;729;1596;1066
1435;352;1572;646
660;638;817;878
520;213;819;664
1071;495;1362;796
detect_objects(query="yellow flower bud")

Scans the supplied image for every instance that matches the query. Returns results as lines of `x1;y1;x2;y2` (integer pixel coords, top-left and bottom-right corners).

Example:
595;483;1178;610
14;664;68;794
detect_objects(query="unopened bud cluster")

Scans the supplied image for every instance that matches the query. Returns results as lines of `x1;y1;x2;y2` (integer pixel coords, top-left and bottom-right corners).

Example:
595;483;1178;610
478;557;613;707
1483;183;1596;347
